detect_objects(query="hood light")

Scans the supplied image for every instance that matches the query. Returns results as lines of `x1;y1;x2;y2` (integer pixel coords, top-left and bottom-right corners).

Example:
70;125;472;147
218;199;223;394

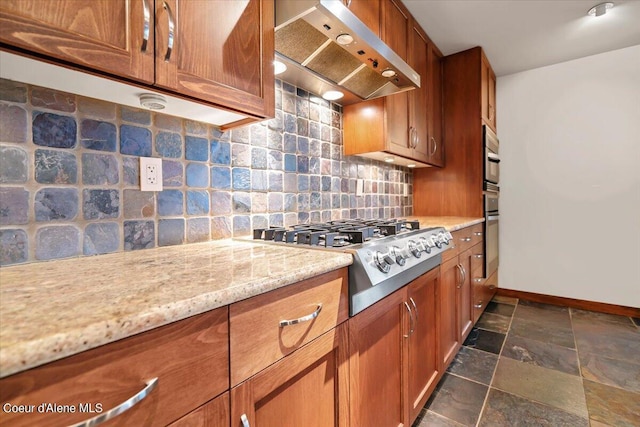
384;157;395;163
322;90;344;101
381;69;396;78
587;2;613;16
274;60;287;75
336;33;354;45
407;164;416;168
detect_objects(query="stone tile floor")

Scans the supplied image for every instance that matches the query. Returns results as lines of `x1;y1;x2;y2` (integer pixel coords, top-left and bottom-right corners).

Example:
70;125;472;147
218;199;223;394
413;297;640;426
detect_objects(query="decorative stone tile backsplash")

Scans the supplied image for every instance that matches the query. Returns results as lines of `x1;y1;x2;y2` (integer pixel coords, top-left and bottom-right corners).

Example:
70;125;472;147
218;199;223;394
0;78;413;266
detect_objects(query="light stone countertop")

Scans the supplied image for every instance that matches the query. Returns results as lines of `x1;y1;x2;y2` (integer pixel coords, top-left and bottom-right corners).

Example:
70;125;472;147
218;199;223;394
0;239;353;378
407;216;485;231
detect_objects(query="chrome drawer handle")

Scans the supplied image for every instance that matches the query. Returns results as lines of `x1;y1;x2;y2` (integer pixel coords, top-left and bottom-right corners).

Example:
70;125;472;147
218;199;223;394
409;297;418;321
474;254;483;258
163;1;175;62
241;414;251;427
461;237;472;242
68;378;158;427
141;0;150;52
489;285;496;290
474;232;483;236
279;304;322;327
474;302;483;309
474;278;483;283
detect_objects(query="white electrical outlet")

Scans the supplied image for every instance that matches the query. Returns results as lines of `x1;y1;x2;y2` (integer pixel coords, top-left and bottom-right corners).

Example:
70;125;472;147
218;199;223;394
403;183;409;197
140;157;163;191
356;179;364;196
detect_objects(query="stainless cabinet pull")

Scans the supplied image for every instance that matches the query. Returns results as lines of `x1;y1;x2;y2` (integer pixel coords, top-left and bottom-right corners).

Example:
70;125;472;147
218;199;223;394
474;232;483;236
279;304;322;327
489;285;496;290
403;301;414;337
474;302;483;309
347;0;352;7
430;136;437;156
68;378;158;427
409;297;418;321
141;0;150;52
455;264;463;288
461;237;472;242
241;414;251;427
474;254;483;259
163;1;175;62
474;278;483;283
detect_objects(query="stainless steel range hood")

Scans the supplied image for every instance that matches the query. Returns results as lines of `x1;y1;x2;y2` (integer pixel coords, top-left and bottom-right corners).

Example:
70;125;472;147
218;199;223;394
275;0;420;105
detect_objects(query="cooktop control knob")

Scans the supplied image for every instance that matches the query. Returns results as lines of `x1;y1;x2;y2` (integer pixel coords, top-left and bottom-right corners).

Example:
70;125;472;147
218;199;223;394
430;235;442;249
373;250;393;273
438;231;451;246
418;237;431;254
390;246;406;266
407;240;422;258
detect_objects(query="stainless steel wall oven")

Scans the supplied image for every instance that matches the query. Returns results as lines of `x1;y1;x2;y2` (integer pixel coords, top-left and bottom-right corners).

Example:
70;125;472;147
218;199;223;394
483;125;499;278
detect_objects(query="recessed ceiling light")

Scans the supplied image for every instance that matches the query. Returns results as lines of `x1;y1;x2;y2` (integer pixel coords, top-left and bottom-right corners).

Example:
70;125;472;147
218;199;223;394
274;60;287;75
322;90;344;101
587;2;614;17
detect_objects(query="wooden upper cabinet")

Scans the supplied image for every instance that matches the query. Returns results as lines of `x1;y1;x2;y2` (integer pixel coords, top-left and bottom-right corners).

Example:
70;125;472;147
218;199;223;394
0;0;154;83
408;18;429;164
155;0;274;119
428;44;445;167
344;0;381;36
382;0;410;156
481;51;497;131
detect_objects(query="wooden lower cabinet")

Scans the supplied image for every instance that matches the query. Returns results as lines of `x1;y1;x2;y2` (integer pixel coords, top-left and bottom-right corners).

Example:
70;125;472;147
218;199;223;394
407;268;440;422
170;392;230;427
231;323;349;427
439;256;460;369
349;267;439;427
0;308;229;427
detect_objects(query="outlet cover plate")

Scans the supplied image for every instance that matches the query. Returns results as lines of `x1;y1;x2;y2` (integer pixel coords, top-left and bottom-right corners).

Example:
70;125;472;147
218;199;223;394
140;157;163;191
356;179;364;196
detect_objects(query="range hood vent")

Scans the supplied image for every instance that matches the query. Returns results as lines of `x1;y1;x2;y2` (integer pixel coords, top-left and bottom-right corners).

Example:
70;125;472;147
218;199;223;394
275;0;420;105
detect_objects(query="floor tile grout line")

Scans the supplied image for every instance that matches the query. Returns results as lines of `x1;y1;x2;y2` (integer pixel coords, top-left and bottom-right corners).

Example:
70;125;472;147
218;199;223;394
474;300;518;426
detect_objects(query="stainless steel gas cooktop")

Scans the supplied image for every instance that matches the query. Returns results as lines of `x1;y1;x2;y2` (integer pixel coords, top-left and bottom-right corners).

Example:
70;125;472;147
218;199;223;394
253;219;452;316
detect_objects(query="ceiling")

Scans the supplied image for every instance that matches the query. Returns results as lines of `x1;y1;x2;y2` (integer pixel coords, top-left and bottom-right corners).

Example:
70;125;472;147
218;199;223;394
403;0;640;76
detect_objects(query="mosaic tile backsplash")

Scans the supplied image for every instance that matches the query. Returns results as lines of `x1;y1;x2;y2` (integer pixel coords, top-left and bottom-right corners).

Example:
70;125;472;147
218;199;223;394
0;79;413;266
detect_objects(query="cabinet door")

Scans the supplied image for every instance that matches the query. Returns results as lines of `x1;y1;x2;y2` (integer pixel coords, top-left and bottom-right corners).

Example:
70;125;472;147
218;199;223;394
169;392;229;427
458;247;474;341
0;0;154;83
345;0;381;36
439;257;459;370
408;19;429;163
381;0;411;158
488;68;497;130
155;0;275;119
231;324;349;427
428;44;445;167
407;268;440;423
349;289;409;427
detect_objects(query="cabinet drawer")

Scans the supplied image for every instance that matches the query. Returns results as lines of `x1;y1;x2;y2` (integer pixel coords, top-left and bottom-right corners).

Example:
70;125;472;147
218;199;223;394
440;242;458;262
230;268;349;386
0;308;229;427
470;243;484;273
453;224;483;254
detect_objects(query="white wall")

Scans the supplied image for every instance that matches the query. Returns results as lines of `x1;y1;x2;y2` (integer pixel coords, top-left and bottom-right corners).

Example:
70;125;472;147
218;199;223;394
497;45;640;308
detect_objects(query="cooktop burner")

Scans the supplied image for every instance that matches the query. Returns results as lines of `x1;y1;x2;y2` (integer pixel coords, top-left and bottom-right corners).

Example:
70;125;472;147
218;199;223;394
253;218;421;248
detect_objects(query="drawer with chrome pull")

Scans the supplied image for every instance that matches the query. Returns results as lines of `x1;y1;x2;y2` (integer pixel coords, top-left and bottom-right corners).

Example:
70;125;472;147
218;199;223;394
0;308;229;427
229;268;349;386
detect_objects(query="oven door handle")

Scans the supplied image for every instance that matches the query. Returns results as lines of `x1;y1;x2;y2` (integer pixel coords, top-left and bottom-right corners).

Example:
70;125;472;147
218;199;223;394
487;153;501;163
487;215;499;222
